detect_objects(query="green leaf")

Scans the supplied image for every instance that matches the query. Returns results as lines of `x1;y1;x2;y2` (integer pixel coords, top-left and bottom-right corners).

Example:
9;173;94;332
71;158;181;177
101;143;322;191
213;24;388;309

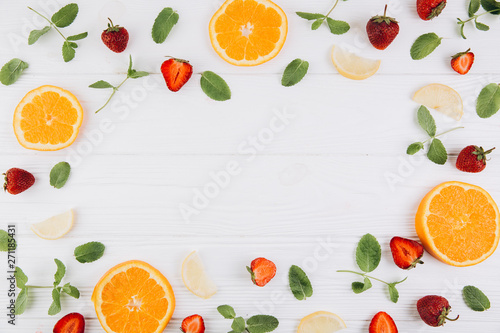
53;259;66;286
281;59;309;87
417;105;436;137
129;71;149;79
50;162;71;189
61;283;80;299
62;41;76;62
15;288;28;315
200;71;231;101
28;26;50;45
410;33;443;60
355;234;381;273
217;305;236;319
481;0;500;14
0;58;29;86
51;3;79;28
296;12;325;20
469;0;481;16
246;315;279;333
476;83;500;118
289;265;313;300
67;32;88;41
89;80;115;89
15;267;28;288
74;241;105;263
311;19;324;30
0;229;15;251
231;317;246;333
475;20;490;30
152;7;179;44
463;285;490;311
407;142;424;155
326;18;350;35
388;284;399;303
352;277;372;294
48;288;61;315
427;138;447;165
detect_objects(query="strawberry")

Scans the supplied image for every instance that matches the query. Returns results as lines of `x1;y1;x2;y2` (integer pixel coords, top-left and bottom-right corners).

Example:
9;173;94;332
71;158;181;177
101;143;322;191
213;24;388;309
416;0;446;20
3;168;35;195
53;313;85;333
417;295;459;327
366;5;400;50
247;257;276;287
160;58;193;92
390;236;424;270
456;145;495;173
101;18;129;53
451;49;474;75
181;314;205;333
369;311;398;333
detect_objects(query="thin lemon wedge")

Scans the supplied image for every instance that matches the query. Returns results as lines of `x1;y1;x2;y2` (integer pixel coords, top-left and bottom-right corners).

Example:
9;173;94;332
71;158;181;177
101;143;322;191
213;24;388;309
413;83;463;120
31;209;74;240
331;46;381;80
298;311;346;333
181;251;217;299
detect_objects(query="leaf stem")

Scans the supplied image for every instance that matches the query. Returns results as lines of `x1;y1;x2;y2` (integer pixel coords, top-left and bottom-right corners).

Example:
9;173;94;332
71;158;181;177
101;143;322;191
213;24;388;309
27;7;67;41
26;285;53;289
337;270;407;286
435;126;464;138
95;77;128;113
459;11;489;24
325;0;341;17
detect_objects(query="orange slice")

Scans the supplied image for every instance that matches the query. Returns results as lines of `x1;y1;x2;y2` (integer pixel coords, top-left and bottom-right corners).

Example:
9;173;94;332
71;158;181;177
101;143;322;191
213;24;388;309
92;260;175;333
13;85;83;151
209;0;288;66
416;181;500;267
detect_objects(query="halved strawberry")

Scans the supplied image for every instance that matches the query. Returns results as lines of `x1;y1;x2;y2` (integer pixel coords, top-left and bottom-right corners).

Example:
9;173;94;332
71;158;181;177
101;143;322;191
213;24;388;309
181;314;205;333
369;311;398;333
53;313;85;333
390;237;424;270
247;257;276;287
451;49;474;75
160;58;193;92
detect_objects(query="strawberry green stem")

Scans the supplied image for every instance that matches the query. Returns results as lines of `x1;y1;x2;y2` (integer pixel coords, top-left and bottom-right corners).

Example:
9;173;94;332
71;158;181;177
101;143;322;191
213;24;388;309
337;270;407;286
27;7;68;41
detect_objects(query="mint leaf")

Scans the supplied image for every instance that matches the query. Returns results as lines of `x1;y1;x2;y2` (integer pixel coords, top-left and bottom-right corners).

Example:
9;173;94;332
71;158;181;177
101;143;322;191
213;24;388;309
296;12;325;20
15;288;28;315
289;265;313;300
388;283;399;303
476;83;500;118
475;20;490;31
67;32;88;41
152;8;179;44
50;162;71;189
90;80;114;89
463;285;490;311
417;105;436;137
311;19;324;30
0;58;29;86
61;283;80;299
231;317;246;333
355;234;381;273
62;41;75;62
15;267;28;288
282;59;309;87
427;138;447;165
410;33;443;60
352;277;372;294
126;55;149;79
326;18;350;35
469;0;481;15
217;305;236;319
53;259;66;286
0;229;15;251
28;26;50;45
48;288;61;315
200;71;231;101
481;0;500;14
74;241;105;263
246;315;279;333
407;142;424;155
51;3;79;28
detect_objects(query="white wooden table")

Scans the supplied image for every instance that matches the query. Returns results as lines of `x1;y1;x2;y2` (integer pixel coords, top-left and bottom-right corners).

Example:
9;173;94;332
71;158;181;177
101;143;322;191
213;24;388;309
1;0;500;332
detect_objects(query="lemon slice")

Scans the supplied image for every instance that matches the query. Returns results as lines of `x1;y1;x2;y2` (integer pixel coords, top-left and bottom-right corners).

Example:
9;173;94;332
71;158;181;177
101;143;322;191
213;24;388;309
298;311;346;333
331;46;381;80
413;83;463;120
31;210;74;240
181;251;217;299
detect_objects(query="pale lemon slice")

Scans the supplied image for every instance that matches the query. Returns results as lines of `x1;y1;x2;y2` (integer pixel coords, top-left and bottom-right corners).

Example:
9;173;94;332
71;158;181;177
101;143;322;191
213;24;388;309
331;46;381;80
413;83;463;120
181;251;217;299
298;311;346;333
31;210;74;240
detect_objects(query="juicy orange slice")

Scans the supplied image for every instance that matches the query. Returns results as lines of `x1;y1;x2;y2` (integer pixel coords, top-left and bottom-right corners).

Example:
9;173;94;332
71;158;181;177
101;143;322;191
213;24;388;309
209;0;288;66
13;85;83;151
92;260;175;333
416;181;500;266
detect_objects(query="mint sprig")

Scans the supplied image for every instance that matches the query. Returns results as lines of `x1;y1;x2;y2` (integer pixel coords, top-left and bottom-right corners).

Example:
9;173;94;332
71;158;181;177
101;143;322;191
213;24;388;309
458;0;500;38
27;4;87;62
296;0;350;35
217;305;279;333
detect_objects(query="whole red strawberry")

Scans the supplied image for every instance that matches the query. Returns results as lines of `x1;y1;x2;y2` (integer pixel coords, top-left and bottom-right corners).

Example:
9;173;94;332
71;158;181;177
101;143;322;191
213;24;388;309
417;0;446;20
390;236;424;270
3;168;35;195
181;314;205;333
456;145;495;173
369;311;398;333
101;18;129;53
247;257;276;287
366;5;400;50
451;49;474;75
417;295;459;327
161;58;193;92
53;312;85;333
